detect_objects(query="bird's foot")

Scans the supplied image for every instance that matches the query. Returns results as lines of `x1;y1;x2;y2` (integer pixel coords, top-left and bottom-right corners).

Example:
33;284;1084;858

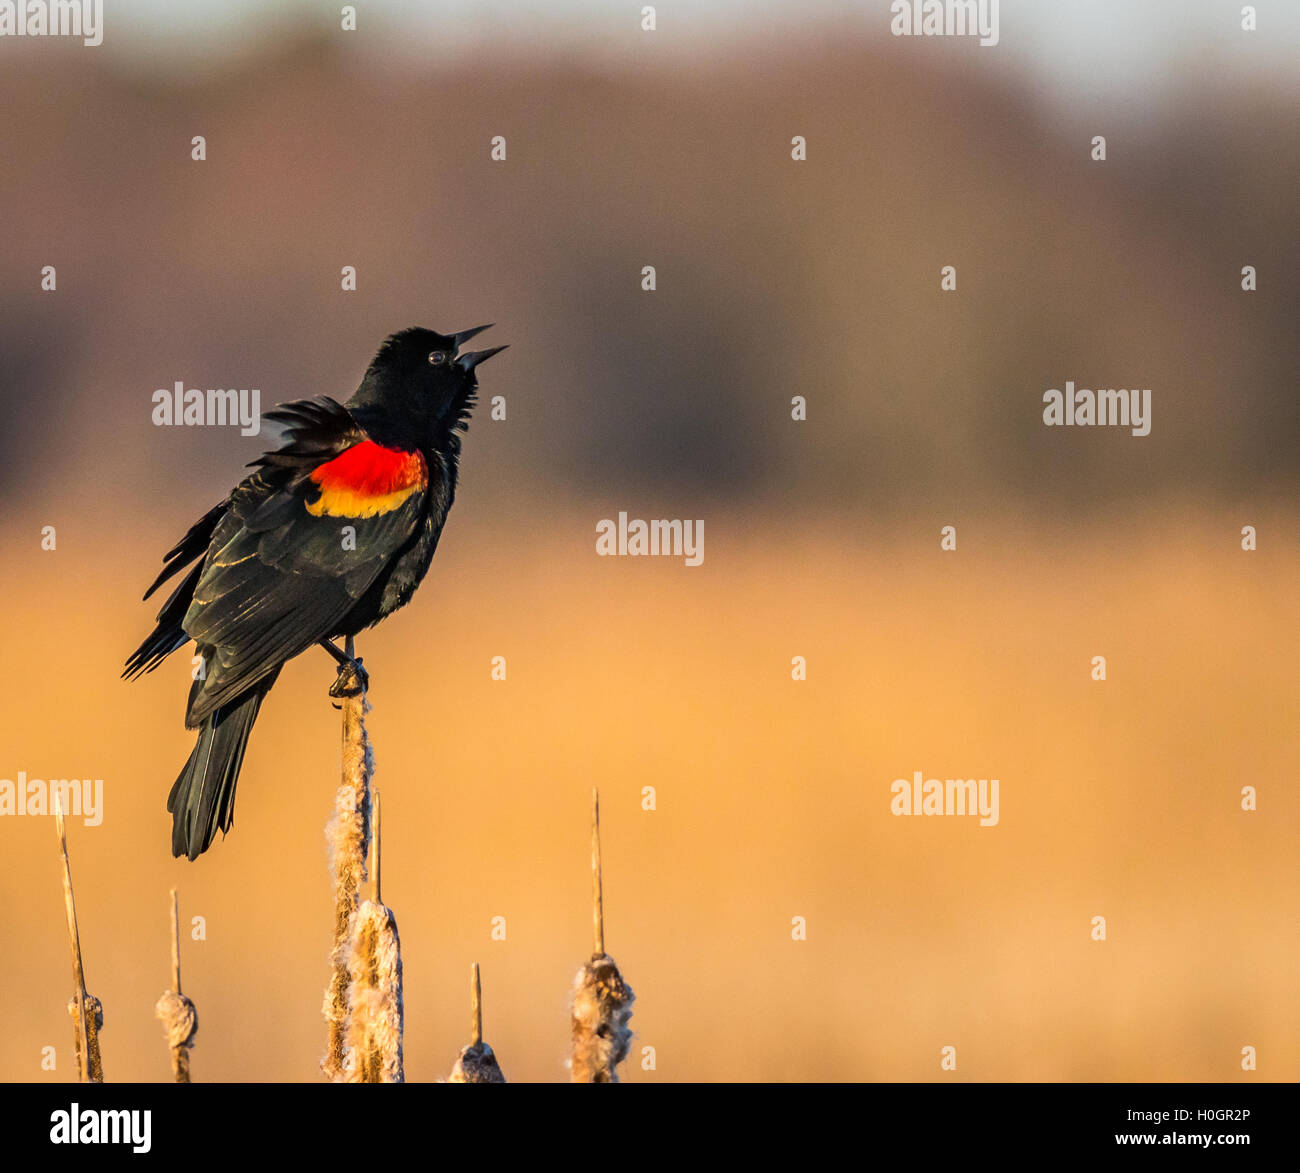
329;657;368;700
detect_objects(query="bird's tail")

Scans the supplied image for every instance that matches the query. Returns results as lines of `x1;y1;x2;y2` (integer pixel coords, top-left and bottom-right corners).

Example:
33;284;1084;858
168;670;279;860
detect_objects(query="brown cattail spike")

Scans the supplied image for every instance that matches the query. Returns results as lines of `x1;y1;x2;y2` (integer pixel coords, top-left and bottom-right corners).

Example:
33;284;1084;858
570;954;635;1083
448;1040;506;1083
447;963;506;1083
571;790;635;1082
343;899;404;1082
66;994;104;1083
322;637;373;1081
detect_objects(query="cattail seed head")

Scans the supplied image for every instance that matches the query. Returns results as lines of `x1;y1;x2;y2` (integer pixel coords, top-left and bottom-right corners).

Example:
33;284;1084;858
66;993;105;1083
154;990;198;1082
448;1041;506;1083
343;899;404;1083
569;953;635;1083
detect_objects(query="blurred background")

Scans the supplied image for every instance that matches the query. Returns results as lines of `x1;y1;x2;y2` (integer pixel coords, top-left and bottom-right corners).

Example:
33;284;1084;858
0;0;1297;1082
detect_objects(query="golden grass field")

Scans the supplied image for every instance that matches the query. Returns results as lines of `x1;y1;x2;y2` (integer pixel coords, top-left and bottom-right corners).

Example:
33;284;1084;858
1;504;1295;1082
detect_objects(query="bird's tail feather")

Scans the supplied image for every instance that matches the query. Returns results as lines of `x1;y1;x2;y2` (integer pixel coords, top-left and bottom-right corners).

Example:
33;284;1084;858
167;671;278;860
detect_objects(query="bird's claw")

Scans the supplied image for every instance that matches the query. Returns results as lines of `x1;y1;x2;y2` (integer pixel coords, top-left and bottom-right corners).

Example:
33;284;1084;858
328;657;368;700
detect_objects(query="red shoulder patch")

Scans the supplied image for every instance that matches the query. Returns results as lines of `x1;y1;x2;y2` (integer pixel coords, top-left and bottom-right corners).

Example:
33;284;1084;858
306;441;427;517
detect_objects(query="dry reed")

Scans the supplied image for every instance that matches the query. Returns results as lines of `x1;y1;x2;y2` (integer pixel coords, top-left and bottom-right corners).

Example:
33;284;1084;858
55;798;103;1082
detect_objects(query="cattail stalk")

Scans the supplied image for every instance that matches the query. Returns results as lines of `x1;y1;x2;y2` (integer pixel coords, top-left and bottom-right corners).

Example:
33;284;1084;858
570;788;634;1083
55;799;103;1082
592;788;604;956
447;962;506;1083
154;888;198;1082
343;784;404;1082
322;636;372;1081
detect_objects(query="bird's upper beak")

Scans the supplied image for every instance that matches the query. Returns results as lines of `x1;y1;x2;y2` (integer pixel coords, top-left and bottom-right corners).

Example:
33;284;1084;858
452;324;494;348
451;324;508;372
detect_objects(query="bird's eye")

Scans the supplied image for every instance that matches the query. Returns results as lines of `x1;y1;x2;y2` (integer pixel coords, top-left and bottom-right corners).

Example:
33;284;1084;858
428;350;451;366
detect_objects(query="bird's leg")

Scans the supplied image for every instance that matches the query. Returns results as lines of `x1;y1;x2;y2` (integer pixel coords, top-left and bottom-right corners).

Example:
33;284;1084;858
321;637;368;699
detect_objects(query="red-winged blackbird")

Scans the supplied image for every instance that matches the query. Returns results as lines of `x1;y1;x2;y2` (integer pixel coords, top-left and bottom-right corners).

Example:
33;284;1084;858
125;326;505;859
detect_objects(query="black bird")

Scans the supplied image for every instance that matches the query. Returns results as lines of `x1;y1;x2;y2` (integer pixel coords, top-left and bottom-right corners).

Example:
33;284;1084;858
125;326;505;859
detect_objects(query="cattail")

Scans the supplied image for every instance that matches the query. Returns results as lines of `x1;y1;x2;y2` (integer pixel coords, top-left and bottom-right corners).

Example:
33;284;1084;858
569;789;635;1083
343;790;403;1081
55;798;103;1082
342;787;404;1082
154;888;198;1082
322;637;372;1081
343;898;404;1082
447;963;506;1083
66;995;104;1083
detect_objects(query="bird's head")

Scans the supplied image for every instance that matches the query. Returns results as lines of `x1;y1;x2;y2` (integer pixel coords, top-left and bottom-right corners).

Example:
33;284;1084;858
352;325;506;447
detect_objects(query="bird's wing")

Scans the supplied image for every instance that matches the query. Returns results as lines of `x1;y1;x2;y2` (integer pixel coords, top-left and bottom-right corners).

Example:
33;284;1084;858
181;397;428;725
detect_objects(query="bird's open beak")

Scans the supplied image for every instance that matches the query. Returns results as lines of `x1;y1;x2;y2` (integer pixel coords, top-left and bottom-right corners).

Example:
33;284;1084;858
452;324;494;348
456;344;508;372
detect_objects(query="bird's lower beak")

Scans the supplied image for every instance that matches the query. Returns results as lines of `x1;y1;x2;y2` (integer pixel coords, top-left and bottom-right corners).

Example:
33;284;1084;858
456;345;508;372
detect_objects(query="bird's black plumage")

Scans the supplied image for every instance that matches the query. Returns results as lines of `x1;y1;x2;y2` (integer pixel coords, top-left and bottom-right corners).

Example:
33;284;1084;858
125;326;505;859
